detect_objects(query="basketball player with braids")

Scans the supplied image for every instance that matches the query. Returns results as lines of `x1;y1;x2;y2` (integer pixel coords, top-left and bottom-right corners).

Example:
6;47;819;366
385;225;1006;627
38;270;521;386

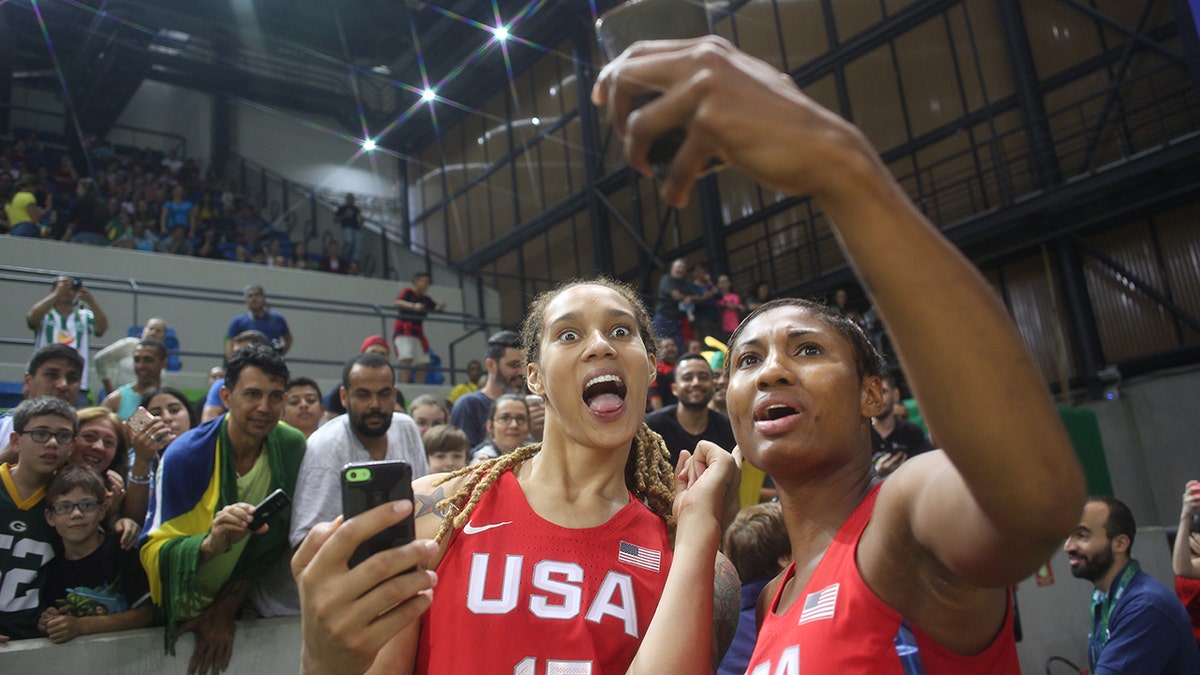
293;278;741;674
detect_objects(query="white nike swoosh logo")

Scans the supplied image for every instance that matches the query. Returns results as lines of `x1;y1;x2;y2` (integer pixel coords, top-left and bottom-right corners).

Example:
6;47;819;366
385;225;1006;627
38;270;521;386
463;520;513;535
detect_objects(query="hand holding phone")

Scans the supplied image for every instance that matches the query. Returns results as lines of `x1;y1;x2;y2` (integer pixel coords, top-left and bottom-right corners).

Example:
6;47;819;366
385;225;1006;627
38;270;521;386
128;407;155;435
249;488;291;533
341;460;415;568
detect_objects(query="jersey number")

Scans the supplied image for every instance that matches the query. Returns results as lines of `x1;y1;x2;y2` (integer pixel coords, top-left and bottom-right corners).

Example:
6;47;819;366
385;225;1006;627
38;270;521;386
0;534;55;611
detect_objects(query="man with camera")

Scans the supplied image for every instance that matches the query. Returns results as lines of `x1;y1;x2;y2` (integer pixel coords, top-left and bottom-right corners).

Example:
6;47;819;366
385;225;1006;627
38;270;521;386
26;275;108;407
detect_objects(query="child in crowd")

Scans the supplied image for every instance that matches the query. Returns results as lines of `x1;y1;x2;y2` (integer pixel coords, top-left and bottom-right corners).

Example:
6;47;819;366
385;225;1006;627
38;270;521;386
421;424;469;474
38;465;153;643
0;396;75;640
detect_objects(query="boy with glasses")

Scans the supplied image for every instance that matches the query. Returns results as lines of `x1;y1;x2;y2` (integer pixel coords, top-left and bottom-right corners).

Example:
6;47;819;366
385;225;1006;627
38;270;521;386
0;396;76;640
37;465;153;642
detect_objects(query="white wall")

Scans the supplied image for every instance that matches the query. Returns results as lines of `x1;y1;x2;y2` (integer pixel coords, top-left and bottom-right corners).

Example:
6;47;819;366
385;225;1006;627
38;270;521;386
0;616;302;673
234;103;399;199
111;80;214;168
0;237;498;399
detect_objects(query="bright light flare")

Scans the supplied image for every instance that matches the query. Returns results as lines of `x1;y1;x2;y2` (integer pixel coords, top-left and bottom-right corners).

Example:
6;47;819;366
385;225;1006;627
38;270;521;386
493;25;509;42
362;139;377;151
421;88;437;103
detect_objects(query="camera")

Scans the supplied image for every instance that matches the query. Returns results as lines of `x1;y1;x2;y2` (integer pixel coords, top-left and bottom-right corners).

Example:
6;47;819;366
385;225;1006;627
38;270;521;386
70;278;82;290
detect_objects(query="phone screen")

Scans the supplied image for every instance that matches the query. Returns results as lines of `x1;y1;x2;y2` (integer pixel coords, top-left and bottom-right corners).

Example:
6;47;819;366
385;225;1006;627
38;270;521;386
341;460;415;568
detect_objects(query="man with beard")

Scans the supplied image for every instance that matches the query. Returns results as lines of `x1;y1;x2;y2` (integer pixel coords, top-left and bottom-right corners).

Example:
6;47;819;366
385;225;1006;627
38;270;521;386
644;353;735;466
870;375;930;477
140;344;306;671
450;330;525;447
1063;495;1199;674
290;352;429;548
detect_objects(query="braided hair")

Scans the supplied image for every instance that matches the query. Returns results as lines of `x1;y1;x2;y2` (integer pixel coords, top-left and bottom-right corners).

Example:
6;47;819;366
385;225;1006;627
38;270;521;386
432;278;677;544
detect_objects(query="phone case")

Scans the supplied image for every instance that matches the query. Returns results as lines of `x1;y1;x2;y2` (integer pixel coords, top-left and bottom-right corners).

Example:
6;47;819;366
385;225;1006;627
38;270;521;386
249;488;291;531
341;460;415;568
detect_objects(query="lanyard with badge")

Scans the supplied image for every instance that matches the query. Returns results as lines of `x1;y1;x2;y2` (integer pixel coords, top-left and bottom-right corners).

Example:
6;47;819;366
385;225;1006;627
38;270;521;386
1088;560;1139;668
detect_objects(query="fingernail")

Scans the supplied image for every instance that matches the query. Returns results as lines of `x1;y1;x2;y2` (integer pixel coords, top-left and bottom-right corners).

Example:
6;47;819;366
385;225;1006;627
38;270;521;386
427;570;439;587
393;500;412;513
423;540;438;555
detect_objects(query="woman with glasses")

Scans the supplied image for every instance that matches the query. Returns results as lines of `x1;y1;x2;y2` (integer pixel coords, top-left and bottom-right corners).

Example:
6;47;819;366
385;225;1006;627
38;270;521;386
467;394;529;465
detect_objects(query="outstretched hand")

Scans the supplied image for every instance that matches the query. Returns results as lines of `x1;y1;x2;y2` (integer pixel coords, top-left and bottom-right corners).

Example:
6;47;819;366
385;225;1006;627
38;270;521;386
292;500;439;675
592;36;869;208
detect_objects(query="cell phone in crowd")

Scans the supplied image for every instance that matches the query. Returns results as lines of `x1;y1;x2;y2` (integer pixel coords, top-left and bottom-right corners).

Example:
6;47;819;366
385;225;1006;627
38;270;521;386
127;407;155;435
249;488;292;532
341;460;415;568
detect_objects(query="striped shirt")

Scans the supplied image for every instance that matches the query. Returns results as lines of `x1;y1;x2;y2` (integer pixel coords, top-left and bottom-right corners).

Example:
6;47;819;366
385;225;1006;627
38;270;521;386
33;305;95;390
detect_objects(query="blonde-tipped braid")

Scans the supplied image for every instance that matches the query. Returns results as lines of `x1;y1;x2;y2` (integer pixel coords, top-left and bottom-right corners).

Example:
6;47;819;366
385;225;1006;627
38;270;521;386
431;423;677;544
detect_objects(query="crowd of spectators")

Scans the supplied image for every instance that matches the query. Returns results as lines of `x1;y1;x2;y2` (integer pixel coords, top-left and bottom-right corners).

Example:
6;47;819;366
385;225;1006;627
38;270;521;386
0;130;362;274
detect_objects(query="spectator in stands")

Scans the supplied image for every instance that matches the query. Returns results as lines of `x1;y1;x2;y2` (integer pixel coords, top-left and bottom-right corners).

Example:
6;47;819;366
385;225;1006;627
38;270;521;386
467;393;530;465
194;227;225;260
202;330;272;422
715;274;744;341
870;375;931;478
106;209;135;245
1172;480;1200;647
159;184;196;240
225;284;292;356
745;280;771;313
196;191;221;232
422;424;469;473
281;377;324;438
290;241;314;270
646;336;678;411
0;396;75;641
449;329;524;447
709;357;729;416
290;353;428;550
718;502;791;675
63;178;107;246
345;260;361;276
28;275;109;406
318;239;346;274
92;317;168;397
644;353;735;466
6;176;52;237
163;225;194;256
1065;495;1200;672
393;272;445;384
123;386;194;525
37;465;154;643
128;216;161;252
689;262;720;344
652;257;692;353
407;394;448;437
101;339;168;421
446;359;484;405
140;345;306;667
321;335;407;422
160;149;183;178
335;193;364;262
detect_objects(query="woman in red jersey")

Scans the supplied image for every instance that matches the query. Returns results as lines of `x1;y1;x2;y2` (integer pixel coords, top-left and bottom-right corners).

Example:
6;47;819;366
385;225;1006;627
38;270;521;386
293;278;740;674
594;36;1086;673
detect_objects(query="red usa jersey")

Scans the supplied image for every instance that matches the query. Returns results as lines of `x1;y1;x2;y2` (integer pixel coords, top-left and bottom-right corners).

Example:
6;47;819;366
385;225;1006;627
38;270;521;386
416;470;672;675
746;484;1020;674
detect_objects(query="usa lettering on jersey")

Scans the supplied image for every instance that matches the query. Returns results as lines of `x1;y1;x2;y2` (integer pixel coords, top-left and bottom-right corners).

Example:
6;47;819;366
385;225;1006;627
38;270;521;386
467;553;640;637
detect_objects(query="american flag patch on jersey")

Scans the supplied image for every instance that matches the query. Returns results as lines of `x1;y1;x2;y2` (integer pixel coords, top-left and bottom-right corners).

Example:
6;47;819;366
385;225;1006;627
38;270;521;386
618;541;661;572
797;583;839;625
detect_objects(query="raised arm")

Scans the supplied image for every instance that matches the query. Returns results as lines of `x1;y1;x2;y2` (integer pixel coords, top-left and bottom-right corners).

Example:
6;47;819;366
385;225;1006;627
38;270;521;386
27;281;68;330
593;37;1084;586
627;441;738;674
1173;481;1200;578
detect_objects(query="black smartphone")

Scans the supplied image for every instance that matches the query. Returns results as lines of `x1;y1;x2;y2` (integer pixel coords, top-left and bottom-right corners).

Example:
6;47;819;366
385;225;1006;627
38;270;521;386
248;488;291;532
341;460;415;568
70;277;83;290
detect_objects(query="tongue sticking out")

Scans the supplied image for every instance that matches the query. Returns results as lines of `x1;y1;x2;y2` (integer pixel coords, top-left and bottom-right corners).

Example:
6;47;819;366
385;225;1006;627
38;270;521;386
588;393;624;414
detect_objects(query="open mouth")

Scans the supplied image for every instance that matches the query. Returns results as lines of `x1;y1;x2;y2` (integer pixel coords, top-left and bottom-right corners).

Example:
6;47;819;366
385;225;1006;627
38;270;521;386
755;403;800;422
583;374;627;414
